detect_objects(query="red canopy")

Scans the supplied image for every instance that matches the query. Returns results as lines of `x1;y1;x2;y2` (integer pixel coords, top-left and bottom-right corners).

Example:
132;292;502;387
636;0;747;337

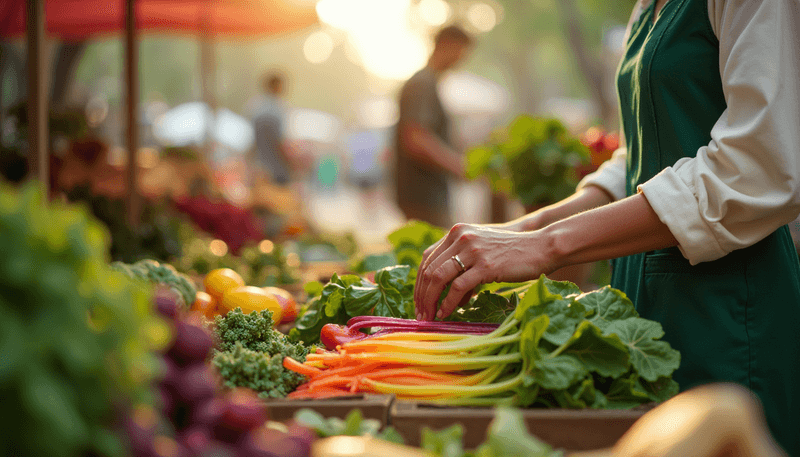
0;0;318;41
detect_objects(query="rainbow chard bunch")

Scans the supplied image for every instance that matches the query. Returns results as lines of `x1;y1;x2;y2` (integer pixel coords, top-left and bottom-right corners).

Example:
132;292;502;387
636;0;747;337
285;276;680;408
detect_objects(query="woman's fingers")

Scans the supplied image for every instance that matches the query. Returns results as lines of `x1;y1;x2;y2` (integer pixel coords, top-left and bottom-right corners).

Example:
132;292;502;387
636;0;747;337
414;238;449;315
414;224;468;314
419;248;471;321
415;237;444;307
436;268;483;319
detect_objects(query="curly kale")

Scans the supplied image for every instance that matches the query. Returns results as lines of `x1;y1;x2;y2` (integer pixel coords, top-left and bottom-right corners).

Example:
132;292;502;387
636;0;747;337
110;259;197;308
212;308;311;398
212;343;307;399
214;308;310;358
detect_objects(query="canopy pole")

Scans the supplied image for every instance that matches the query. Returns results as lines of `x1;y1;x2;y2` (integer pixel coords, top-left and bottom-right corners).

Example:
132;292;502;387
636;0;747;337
200;2;216;162
125;0;140;227
26;0;48;199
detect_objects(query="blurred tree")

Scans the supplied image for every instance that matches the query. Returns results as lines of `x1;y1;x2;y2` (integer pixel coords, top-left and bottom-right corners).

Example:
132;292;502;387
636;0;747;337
463;0;636;128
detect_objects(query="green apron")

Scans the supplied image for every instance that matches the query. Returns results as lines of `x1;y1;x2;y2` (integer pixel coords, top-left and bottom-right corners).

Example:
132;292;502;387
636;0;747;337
613;0;800;454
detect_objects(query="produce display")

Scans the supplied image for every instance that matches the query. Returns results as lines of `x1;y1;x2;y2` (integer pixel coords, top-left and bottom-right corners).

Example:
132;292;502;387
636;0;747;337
212;308;311;399
127;293;317;457
0;184;167;457
191;267;297;326
285;276;680;408
465;116;591;208
290;266;416;345
111;258;198;309
177;233;300;288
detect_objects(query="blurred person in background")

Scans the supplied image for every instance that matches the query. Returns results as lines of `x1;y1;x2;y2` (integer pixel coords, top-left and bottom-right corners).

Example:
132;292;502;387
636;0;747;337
395;25;474;228
251;70;292;187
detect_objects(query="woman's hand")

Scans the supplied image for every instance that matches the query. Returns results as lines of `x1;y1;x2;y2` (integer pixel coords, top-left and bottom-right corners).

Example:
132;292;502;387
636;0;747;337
413;223;557;321
412;212;548;312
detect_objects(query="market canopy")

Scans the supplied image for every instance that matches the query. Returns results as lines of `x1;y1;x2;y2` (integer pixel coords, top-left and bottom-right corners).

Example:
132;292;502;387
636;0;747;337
0;0;319;41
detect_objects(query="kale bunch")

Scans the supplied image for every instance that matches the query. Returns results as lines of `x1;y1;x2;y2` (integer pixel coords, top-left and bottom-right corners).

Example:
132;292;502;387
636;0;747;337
212;343;307;399
212;308;310;398
111;259;197;309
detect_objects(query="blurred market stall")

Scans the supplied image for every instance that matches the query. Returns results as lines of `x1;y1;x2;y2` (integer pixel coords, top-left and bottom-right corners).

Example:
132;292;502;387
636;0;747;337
0;0;319;222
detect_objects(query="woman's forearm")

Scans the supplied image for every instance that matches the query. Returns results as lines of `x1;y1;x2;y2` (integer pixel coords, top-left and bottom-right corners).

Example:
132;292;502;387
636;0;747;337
540;192;678;269
505;185;616;232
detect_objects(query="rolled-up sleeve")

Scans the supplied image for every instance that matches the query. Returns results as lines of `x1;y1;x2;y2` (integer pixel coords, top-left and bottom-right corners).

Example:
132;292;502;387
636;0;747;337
576;147;628;202
638;0;800;264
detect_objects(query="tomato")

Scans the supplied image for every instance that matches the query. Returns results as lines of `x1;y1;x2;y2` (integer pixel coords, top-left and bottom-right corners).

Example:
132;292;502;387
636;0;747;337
262;286;297;324
191;291;217;319
220;286;283;324
204;268;245;302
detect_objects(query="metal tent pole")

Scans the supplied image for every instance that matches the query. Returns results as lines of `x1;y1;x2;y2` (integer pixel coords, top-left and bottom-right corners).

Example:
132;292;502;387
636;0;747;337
26;0;48;199
125;0;140;227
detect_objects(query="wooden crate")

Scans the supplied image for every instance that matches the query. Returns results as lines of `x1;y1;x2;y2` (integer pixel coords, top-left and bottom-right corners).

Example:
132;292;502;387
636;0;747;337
264;394;394;426
390;401;650;451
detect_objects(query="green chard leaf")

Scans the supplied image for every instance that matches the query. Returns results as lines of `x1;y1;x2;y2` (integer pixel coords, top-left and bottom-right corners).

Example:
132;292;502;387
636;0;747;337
604;317;681;381
345;265;414;318
542;278;582;298
550;377;604;409
534;355;588;391
558;320;630;378
446;291;515;324
517;276;586;346
577;286;638;331
604;372;651;409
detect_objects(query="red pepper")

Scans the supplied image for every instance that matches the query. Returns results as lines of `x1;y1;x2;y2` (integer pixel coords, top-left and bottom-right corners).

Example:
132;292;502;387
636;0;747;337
320;323;369;351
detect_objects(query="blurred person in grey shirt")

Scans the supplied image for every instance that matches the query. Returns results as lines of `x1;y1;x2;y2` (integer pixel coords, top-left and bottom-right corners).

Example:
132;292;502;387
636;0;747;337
395;25;473;228
252;71;291;186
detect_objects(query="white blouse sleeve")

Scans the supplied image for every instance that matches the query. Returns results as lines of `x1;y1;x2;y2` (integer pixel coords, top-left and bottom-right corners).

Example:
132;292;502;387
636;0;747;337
637;0;800;264
576;147;628;202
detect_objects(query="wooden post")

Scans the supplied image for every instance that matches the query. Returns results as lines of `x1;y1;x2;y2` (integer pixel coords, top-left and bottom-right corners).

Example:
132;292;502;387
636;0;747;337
200;1;216;162
125;0;140;227
26;0;48;198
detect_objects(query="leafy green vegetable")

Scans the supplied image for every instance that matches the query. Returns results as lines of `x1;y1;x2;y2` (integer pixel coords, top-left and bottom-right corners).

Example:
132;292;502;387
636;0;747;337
0;183;166;457
111;258;197;309
577;286;638;332
466;116;590;207
215;308;310;359
212;308;311;398
421;424;466;457
387;220;447;269
472;408;564;457
446;291;516;324
345;266;415;318
604;317;681;382
290;268;415;345
212;342;307;399
353;275;680;410
294;408;404;444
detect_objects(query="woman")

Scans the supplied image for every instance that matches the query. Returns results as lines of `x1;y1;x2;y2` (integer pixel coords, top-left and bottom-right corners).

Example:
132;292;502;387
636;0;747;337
414;0;800;454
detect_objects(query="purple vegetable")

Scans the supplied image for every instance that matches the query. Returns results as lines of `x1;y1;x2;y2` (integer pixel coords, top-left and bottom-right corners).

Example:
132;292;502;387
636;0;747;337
155;294;180;320
191;398;227;427
174;364;218;405
179;425;212;455
167;321;214;366
214;389;268;443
